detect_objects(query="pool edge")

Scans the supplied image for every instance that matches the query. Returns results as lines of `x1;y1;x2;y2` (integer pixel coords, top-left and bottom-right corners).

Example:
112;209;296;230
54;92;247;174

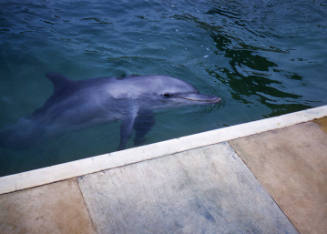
1;105;327;195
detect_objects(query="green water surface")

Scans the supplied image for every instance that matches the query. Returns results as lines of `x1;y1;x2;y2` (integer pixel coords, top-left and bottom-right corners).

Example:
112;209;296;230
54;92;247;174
0;0;327;176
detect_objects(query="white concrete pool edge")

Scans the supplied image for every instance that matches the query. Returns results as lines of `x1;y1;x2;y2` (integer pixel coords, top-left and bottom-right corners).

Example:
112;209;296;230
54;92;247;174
1;105;327;195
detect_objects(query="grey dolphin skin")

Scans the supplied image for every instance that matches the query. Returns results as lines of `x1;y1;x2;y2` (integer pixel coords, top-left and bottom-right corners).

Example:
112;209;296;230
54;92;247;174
0;74;221;150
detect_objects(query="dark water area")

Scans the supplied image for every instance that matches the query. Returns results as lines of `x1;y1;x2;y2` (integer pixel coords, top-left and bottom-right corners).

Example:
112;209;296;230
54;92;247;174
0;0;326;176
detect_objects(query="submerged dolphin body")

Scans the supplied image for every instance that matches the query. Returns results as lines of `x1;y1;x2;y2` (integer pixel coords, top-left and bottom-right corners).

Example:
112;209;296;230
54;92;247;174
0;74;221;149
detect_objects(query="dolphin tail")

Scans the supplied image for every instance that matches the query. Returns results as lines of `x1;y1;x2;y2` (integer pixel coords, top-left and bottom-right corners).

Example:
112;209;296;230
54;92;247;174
0;118;44;149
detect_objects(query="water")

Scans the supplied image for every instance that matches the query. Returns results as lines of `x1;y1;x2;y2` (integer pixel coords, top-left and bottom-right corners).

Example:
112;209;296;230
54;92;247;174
1;0;326;176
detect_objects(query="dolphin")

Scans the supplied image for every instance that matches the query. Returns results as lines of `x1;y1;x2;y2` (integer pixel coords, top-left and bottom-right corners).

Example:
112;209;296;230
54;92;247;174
0;73;221;150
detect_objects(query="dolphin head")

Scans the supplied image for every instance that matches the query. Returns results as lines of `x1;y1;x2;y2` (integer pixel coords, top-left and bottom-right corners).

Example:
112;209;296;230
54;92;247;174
140;76;221;108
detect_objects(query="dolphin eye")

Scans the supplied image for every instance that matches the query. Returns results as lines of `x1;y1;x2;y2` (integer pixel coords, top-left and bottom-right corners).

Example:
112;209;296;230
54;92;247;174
163;93;172;98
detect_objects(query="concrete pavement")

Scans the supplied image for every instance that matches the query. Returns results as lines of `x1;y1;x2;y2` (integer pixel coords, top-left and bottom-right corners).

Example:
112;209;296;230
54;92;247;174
1;107;327;234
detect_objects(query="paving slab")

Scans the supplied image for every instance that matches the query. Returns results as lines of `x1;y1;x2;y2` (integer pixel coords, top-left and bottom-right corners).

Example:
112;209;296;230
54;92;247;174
230;122;327;234
0;179;95;234
78;143;297;234
314;116;327;134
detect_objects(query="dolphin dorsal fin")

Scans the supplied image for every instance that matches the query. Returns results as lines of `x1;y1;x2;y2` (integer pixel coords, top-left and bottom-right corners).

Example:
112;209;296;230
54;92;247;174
46;73;73;92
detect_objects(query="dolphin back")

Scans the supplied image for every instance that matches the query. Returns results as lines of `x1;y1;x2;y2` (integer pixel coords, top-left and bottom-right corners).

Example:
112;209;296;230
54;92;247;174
46;73;74;93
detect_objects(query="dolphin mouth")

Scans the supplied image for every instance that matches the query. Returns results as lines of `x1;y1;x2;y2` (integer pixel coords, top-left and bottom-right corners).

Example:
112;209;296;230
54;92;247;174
177;93;222;103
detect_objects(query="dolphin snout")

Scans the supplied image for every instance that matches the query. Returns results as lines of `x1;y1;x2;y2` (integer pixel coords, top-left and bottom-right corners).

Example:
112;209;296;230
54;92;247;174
178;93;221;103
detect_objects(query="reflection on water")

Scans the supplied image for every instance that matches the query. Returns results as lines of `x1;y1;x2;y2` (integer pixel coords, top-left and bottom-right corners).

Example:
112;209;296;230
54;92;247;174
0;0;327;175
173;2;317;117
